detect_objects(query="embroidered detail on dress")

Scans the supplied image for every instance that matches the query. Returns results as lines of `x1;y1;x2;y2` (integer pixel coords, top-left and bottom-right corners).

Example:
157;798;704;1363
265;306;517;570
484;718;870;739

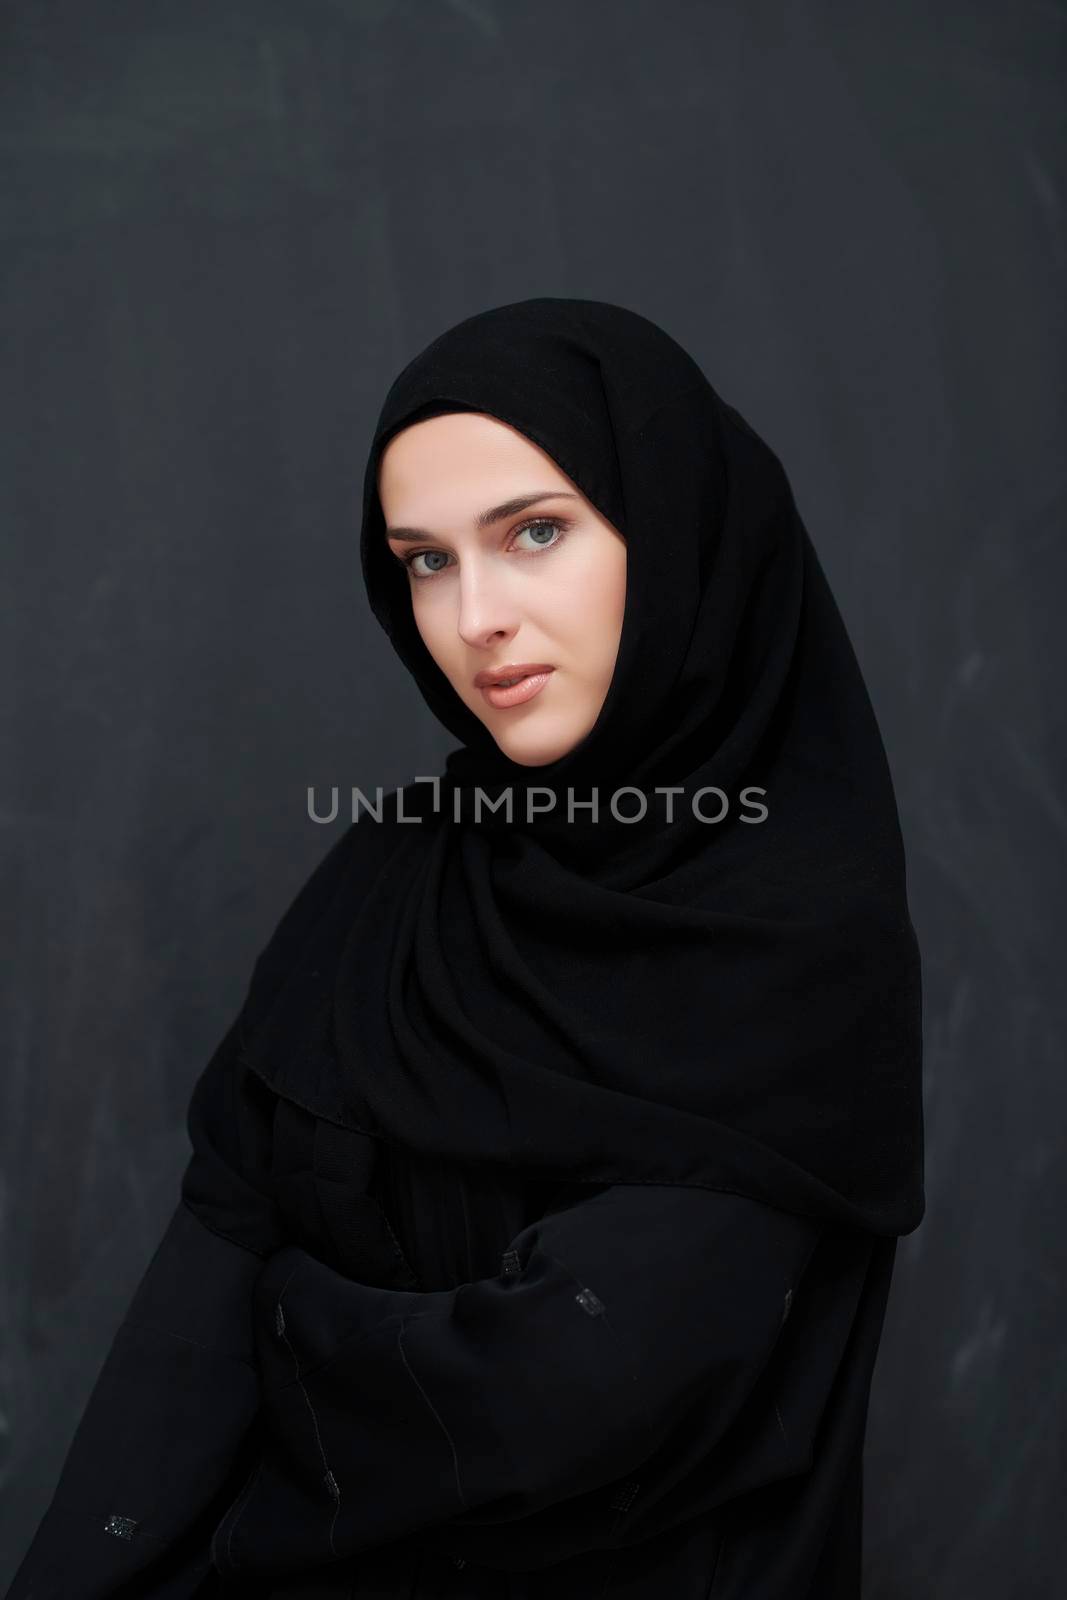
575;1286;605;1317
104;1513;137;1539
609;1478;640;1513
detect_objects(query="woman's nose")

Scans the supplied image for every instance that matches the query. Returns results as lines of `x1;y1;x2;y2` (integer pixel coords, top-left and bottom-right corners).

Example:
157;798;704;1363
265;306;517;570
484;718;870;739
455;563;520;649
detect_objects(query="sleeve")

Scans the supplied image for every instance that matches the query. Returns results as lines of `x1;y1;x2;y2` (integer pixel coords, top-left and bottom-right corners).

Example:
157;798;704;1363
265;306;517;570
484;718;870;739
5;825;361;1598
4;1021;288;1600
210;1181;838;1580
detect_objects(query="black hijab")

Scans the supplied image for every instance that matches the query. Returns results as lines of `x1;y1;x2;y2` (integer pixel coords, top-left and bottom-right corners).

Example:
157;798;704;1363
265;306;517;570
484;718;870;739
329;297;923;1237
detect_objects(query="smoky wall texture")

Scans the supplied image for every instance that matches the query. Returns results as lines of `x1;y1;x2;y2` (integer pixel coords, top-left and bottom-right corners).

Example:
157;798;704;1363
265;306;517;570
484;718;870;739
2;2;1063;1595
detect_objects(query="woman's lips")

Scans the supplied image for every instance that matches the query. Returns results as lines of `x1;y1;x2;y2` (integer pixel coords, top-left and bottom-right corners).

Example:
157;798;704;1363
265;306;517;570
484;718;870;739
479;668;554;709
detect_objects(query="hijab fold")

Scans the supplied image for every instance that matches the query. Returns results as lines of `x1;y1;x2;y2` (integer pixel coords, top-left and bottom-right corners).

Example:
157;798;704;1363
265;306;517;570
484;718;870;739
276;298;922;1237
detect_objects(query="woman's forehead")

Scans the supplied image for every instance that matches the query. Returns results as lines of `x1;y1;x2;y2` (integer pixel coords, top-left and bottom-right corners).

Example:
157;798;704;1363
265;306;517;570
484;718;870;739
377;413;580;511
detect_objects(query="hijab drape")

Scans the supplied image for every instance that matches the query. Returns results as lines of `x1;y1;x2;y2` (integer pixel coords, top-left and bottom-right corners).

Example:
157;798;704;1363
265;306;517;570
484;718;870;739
327;297;923;1237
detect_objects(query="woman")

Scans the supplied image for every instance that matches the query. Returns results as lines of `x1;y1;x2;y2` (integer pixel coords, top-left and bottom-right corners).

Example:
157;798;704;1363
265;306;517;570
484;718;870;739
8;298;925;1598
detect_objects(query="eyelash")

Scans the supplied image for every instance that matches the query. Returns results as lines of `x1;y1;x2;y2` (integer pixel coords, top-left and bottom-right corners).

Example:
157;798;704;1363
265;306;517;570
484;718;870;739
394;517;571;582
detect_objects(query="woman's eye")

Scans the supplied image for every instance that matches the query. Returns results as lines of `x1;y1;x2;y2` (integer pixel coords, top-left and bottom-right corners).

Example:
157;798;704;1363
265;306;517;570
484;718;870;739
512;518;565;552
399;518;567;580
406;548;452;578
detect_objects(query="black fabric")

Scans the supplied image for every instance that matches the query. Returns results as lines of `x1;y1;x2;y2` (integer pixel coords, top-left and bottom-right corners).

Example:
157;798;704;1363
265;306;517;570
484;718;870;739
7;981;895;1598
332;295;924;1236
4;1198;266;1598
209;1185;836;1579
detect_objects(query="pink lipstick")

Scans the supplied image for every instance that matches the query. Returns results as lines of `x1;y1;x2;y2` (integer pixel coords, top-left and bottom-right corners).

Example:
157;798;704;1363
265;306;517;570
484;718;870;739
475;665;555;709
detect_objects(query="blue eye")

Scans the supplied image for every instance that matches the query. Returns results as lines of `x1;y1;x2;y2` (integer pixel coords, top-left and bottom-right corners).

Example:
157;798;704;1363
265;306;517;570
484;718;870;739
512;518;565;552
397;517;569;581
409;549;451;578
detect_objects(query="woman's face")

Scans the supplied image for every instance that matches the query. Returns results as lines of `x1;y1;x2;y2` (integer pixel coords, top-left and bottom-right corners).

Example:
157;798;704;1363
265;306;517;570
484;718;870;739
379;412;627;768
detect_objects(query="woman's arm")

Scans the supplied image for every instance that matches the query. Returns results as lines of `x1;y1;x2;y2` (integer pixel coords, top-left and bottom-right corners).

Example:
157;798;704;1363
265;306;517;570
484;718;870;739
5;1022;285;1599
6;826;365;1597
210;1180;838;1579
5;1205;263;1597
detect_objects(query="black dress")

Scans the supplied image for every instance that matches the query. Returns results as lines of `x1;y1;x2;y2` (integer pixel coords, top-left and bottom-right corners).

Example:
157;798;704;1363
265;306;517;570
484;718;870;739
7;1014;896;1599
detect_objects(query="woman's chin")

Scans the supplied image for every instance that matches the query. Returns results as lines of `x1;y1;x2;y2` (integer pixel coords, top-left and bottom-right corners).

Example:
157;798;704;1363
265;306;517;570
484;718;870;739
490;717;590;768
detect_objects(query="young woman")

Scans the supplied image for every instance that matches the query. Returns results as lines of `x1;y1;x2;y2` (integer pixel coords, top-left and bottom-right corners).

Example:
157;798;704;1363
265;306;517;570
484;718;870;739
10;298;925;1598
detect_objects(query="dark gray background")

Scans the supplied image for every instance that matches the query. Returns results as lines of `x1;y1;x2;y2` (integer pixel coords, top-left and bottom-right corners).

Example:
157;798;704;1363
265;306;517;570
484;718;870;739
2;1;1063;1593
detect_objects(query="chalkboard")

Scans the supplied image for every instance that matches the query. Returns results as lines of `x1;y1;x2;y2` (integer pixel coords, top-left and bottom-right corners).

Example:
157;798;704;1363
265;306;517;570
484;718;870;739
2;3;1063;1595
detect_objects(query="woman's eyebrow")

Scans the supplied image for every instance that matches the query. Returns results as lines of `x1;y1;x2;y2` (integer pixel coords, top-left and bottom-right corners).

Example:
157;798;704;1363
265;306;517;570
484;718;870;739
385;491;580;543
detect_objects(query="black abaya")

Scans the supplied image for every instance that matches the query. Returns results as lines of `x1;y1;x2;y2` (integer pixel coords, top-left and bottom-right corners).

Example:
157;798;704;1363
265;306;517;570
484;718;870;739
8;862;899;1596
